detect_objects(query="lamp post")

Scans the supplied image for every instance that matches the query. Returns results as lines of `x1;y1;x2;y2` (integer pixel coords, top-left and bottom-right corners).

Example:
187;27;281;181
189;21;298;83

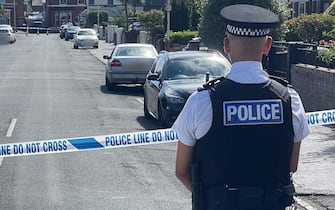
13;0;16;29
166;0;171;50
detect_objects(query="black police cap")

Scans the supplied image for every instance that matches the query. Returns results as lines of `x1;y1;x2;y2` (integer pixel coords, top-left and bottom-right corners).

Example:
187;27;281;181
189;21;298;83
220;4;279;37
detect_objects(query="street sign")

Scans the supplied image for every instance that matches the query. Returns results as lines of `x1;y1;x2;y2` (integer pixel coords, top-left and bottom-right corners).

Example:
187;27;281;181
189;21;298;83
165;4;172;12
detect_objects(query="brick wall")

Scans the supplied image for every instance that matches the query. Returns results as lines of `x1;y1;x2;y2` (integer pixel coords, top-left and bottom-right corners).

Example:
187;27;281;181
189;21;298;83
291;64;335;112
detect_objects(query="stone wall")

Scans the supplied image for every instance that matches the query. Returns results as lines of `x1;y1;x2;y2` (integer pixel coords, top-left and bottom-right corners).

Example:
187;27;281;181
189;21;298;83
291;64;335;112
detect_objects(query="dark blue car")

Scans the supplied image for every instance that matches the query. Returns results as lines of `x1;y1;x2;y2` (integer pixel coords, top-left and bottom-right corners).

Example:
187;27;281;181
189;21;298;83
143;51;231;127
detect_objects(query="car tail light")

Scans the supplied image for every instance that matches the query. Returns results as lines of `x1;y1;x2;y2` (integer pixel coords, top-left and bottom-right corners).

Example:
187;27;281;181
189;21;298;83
110;59;122;67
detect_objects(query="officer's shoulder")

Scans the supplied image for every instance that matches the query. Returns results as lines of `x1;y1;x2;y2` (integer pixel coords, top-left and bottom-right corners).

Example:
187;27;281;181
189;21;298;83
198;76;226;92
269;75;293;88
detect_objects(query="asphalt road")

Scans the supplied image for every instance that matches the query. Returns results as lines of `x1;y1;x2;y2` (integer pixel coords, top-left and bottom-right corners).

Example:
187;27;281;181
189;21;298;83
0;33;190;209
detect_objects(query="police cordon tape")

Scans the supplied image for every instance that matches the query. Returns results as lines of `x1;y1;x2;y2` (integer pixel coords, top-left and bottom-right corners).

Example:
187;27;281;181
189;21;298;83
306;109;335;126
0;109;334;158
0;129;178;158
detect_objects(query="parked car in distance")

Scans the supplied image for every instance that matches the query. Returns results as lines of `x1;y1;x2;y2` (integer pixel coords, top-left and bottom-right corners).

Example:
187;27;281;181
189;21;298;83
64;26;80;41
182;37;208;51
73;28;99;49
128;21;141;31
143;50;231;127
103;43;158;90
0;25;16;44
59;22;73;39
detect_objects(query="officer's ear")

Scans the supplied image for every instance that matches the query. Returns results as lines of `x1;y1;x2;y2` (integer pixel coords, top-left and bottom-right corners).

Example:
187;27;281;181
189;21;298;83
262;36;273;55
223;36;230;54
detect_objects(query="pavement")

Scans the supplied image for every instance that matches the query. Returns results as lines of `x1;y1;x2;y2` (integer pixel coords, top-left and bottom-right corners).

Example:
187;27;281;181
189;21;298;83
88;39;335;210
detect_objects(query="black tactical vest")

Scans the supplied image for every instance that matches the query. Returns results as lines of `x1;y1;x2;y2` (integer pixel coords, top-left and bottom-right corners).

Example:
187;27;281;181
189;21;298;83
194;77;294;190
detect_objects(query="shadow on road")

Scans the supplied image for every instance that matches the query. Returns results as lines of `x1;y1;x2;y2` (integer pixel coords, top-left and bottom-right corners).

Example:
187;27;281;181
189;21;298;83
136;116;161;131
100;84;144;96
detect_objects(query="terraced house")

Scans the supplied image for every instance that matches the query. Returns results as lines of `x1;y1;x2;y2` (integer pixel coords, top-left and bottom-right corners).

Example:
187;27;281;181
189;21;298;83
1;0;165;28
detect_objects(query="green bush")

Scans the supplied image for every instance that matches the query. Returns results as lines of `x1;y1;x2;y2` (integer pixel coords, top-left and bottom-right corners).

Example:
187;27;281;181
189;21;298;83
169;31;198;46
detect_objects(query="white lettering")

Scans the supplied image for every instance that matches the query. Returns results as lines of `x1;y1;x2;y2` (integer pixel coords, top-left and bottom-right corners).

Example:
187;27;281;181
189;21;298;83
238;105;248;121
248;105;256;121
224;100;283;125
272;104;281;120
261;104;271;120
227;106;237;121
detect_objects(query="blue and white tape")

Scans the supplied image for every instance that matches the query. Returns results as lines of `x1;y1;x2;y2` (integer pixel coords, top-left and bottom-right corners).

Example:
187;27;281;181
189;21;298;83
306;109;335;126
0;129;178;158
0;109;334;158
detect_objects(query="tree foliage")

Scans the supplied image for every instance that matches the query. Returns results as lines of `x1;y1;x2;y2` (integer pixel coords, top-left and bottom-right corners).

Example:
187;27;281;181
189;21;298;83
86;12;108;28
199;0;289;51
138;9;165;37
325;1;335;16
109;10;126;28
170;1;189;31
0;4;3;18
121;0;145;31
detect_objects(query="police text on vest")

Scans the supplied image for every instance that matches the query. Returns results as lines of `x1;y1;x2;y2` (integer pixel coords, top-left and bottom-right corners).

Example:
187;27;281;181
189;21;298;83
223;100;284;126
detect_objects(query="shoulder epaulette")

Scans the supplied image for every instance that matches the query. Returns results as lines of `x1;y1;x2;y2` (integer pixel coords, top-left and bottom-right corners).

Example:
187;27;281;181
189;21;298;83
197;76;226;92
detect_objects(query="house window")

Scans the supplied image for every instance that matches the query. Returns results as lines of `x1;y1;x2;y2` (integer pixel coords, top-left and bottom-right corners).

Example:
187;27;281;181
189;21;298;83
299;2;305;14
60;0;67;5
89;0;94;6
107;0;113;5
78;0;86;5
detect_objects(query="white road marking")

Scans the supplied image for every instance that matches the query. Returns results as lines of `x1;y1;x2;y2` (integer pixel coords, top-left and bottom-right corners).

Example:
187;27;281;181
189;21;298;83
136;97;144;104
6;118;17;137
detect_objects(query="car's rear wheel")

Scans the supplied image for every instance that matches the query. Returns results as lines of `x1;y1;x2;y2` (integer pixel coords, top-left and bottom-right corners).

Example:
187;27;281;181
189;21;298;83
105;76;114;91
74;44;78;49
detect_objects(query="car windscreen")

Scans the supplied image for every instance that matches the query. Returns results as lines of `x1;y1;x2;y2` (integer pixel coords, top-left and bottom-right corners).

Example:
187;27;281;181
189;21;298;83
0;29;9;33
68;26;80;32
165;56;230;80
116;46;157;57
78;30;95;36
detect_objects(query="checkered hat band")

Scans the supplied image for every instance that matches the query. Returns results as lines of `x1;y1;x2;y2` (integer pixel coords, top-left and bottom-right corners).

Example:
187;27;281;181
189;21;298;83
227;25;270;37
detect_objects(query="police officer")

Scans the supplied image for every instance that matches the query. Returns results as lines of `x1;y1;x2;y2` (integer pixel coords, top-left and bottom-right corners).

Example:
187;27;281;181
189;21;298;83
173;4;310;210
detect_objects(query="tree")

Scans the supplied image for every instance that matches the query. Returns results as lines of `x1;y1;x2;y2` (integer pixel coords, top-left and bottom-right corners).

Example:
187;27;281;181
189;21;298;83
121;0;145;31
325;1;335;16
187;0;207;31
138;9;165;41
199;0;289;51
86;12;108;28
0;3;4;18
170;0;189;31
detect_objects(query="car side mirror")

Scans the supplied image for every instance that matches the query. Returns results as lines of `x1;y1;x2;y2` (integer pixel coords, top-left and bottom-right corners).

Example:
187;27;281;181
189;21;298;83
103;55;111;59
147;74;159;81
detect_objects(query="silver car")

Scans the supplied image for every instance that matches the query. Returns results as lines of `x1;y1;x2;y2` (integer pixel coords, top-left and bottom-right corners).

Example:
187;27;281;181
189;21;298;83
73;28;98;49
0;25;16;44
103;43;158;90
